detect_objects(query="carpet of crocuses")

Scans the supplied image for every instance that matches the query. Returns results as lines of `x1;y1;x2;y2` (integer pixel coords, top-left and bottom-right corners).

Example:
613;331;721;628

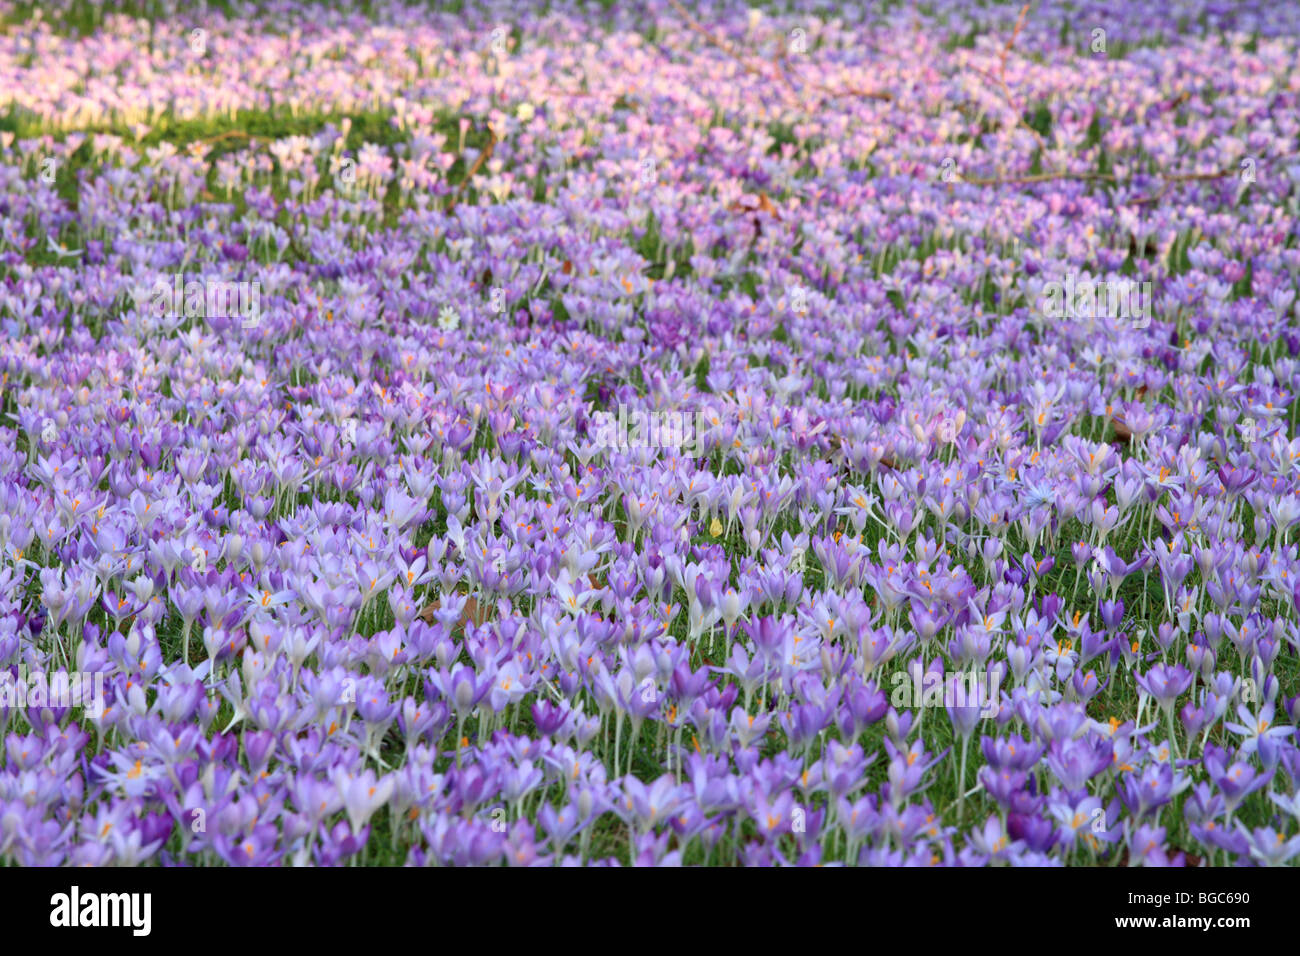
1;0;1299;868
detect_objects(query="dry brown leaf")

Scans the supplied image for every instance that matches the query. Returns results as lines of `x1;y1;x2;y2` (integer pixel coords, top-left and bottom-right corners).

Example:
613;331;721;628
727;192;782;221
463;596;491;627
418;595;494;632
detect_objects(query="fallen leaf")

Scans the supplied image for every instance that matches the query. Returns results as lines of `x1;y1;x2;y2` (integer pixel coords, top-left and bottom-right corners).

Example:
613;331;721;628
727;191;782;221
462;596;491;627
418;594;494;632
756;191;781;219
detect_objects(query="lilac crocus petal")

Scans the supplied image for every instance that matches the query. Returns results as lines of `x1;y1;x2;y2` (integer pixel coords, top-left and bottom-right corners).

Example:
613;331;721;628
2;1;1298;873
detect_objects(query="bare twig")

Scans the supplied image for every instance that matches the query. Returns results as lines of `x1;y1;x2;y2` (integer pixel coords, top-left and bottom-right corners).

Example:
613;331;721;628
962;169;1118;185
962;147;1298;200
447;124;498;210
194;130;257;146
968;4;1047;154
665;0;780;82
1128;163;1262;204
968;62;1047;153
775;54;895;103
999;4;1031;84
1130;183;1172;207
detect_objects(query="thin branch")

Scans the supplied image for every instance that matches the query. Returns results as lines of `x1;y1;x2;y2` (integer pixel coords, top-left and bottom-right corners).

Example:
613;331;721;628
968;4;1046;154
447;125;498;210
961;148;1298;200
193;130;257;146
961;170;1118;185
665;0;781;82
999;4;1031;84
774;54;895;103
